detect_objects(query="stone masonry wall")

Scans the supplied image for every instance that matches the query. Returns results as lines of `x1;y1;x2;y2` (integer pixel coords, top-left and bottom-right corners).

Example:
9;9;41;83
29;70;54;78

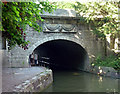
13;69;53;92
2;9;106;71
7;24;105;71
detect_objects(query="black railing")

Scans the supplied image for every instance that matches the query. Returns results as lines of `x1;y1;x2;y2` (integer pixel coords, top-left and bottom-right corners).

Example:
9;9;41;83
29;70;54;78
38;57;50;68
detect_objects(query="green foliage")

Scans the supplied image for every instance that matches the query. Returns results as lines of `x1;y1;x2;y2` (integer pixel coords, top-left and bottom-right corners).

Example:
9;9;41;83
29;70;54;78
54;1;75;9
2;2;56;50
93;55;120;71
74;1;119;39
55;1;119;39
22;61;24;65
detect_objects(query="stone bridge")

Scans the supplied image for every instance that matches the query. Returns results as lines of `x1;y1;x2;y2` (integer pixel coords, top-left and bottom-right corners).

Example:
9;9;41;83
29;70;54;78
3;9;107;71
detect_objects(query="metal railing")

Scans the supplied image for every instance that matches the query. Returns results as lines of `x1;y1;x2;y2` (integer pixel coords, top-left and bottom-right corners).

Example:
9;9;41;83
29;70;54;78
38;57;50;68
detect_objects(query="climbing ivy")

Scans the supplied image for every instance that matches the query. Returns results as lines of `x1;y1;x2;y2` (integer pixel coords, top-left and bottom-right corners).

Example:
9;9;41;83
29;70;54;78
2;1;56;50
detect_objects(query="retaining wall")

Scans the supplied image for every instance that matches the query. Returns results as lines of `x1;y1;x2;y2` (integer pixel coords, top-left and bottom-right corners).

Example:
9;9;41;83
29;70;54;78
13;69;53;92
88;66;120;79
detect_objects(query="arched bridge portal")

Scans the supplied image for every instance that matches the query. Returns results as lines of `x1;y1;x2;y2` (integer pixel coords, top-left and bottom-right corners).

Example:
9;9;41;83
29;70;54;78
33;39;89;70
7;9;105;72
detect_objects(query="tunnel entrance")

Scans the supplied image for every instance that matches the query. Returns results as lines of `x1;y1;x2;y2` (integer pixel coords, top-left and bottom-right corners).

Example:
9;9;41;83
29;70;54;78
33;39;89;71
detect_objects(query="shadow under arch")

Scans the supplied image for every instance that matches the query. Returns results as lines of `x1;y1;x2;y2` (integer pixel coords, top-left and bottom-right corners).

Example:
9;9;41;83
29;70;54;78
32;39;89;71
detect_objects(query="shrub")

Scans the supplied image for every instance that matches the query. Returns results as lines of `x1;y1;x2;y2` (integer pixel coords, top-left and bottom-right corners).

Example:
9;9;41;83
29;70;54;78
92;55;120;71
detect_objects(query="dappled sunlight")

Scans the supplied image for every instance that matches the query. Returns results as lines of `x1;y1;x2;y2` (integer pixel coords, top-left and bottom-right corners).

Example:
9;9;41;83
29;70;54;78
98;76;103;82
78;32;82;35
98;69;103;75
114;38;119;50
14;72;23;75
89;54;96;59
67;9;75;17
74;35;79;39
106;34;111;44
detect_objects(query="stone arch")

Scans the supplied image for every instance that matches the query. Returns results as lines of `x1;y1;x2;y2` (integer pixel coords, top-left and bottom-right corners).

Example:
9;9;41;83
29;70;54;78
26;35;89;70
27;36;86;56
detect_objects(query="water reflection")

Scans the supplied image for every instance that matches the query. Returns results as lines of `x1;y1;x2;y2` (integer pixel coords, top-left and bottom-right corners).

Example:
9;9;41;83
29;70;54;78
43;70;119;92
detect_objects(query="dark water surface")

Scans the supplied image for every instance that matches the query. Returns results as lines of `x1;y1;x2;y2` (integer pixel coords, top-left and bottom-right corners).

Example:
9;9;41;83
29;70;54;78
43;70;119;92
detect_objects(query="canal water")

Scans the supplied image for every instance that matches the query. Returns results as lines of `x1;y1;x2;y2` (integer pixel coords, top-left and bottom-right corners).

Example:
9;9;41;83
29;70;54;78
43;70;119;92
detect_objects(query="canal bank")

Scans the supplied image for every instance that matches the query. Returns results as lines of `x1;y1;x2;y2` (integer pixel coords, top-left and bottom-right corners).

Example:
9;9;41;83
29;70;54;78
2;67;53;92
87;66;120;79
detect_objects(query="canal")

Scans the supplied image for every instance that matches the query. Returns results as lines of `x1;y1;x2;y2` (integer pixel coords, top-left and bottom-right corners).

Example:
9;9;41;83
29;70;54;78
43;70;119;92
33;39;119;92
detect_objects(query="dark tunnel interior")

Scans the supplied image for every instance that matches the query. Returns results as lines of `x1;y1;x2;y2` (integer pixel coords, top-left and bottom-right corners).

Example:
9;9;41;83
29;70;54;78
33;39;89;71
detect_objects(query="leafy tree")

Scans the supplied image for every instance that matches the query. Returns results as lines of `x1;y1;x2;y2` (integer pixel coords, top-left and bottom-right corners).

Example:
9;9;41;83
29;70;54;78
54;1;75;9
2;1;56;50
74;1;120;39
55;1;120;39
55;1;120;70
73;2;120;69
